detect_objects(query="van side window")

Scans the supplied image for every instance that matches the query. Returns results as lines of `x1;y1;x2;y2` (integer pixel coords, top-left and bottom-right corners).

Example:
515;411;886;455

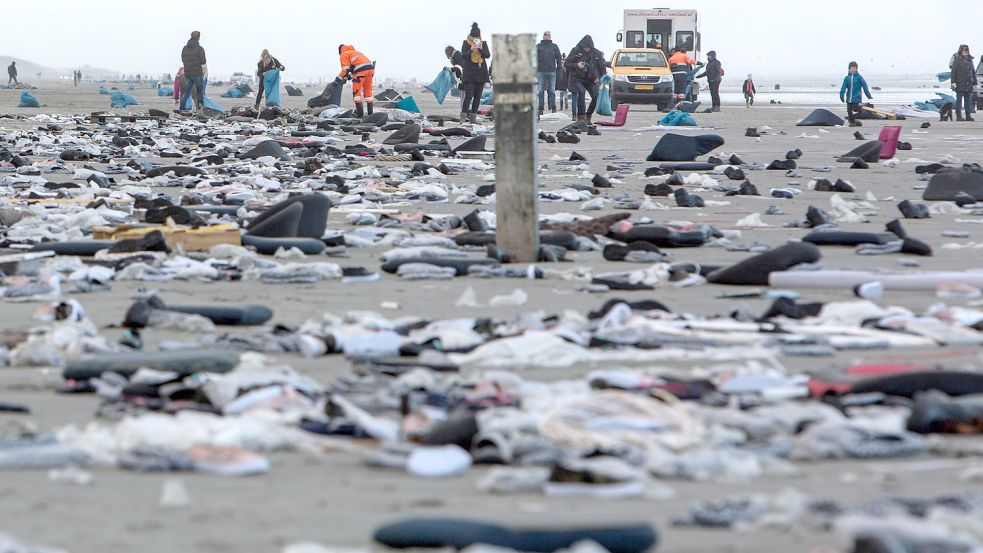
646;33;663;50
675;31;694;52
626;31;644;48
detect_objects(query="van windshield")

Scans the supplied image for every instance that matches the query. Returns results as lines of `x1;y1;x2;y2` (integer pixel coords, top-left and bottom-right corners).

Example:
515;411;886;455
615;52;667;68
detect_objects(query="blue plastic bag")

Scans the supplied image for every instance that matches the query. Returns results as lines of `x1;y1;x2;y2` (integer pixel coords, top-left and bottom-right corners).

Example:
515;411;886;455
396;95;420;113
263;68;281;107
658;110;696;126
157;87;174;96
98;86;111;95
479;91;494;105
425;68;456;105
596;74;613;116
110;91;140;108
203;96;225;113
220;87;243;98
17;91;39;108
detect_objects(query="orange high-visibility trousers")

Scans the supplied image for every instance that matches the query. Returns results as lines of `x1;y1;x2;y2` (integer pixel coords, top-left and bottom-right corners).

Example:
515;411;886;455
352;69;374;104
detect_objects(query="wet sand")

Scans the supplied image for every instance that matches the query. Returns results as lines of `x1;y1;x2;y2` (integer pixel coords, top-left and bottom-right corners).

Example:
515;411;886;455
1;80;983;552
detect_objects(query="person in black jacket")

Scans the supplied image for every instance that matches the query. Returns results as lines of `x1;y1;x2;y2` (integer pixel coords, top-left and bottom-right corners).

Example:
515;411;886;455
180;31;207;111
255;49;285;110
460;22;491;123
556;53;569;112
536;31;562;115
7;62;17;85
564;35;605;123
445;45;467;114
950;44;979;121
701;50;722;112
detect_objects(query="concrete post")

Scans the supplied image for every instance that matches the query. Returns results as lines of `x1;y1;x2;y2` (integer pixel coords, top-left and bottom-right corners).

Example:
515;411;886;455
492;34;539;262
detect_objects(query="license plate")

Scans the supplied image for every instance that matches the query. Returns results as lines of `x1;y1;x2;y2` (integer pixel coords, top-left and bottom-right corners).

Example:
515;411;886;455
635;85;654;91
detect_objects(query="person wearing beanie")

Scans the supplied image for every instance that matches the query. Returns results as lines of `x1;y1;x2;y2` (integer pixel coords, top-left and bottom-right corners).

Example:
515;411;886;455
180;31;207;112
460;22;491;123
949;45;978;121
564;35;606;123
742;74;756;107
839;61;872;127
334;44;376;118
536;31;563;116
445;45;467;113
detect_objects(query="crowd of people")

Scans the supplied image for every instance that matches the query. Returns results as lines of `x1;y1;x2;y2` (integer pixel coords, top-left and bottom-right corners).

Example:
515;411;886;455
164;27;978;126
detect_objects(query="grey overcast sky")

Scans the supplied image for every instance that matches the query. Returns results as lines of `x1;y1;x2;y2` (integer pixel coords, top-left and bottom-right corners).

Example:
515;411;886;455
6;0;983;81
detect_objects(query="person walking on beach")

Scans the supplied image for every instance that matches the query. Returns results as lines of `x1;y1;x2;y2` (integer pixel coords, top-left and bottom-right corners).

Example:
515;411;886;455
667;47;696;103
950;45;978;122
255;50;285;110
7;62;17;85
445;45;467;116
556;53;569;112
701;50;723;112
839;61;872;127
334;45;375;118
180;31;207;112
460;22;491;124
536;31;562;116
743;74;756;107
565;35;605;123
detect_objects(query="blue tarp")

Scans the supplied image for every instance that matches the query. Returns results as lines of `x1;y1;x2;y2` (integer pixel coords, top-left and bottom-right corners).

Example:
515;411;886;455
157;87;174;96
596;74;613;116
262;68;281;107
425;68;456;105
127;85;135;91
98;86;111;95
658;110;697;126
110;91;140;108
396;95;420;113
203;96;225;112
915;101;940;111
937;71;952;82
220;87;244;98
17;91;39;108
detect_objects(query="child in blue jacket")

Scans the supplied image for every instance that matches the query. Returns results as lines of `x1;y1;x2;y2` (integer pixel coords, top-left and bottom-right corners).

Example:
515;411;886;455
839;61;873;126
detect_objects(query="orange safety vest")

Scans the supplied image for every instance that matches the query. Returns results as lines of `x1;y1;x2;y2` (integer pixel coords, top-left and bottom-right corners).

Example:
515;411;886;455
338;45;373;79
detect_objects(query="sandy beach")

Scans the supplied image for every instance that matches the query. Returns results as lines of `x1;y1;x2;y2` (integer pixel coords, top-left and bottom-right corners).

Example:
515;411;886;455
2;79;983;553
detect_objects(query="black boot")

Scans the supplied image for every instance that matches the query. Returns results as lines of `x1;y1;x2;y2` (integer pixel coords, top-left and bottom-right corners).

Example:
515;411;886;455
366;103;373;115
354;104;364;118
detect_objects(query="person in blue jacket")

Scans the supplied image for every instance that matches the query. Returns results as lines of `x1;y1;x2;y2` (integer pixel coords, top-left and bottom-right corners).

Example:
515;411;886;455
839;61;872;127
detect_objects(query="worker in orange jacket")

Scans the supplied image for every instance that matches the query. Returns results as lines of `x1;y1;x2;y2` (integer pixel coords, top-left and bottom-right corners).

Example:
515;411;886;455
667;47;698;102
334;44;375;117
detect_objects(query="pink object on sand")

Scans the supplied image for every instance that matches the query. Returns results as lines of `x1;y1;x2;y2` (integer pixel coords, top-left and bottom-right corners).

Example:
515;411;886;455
878;125;901;159
596;104;630;127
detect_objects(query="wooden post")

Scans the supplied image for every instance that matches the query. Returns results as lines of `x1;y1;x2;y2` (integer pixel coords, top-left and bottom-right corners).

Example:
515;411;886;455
492;34;539;262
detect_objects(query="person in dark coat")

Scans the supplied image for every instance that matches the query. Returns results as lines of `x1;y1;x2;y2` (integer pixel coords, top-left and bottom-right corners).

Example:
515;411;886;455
556;53;569;112
255;49;285;110
950;44;978;121
445;45;467;114
180;31;207;111
460;22;491;123
536;31;563;115
7;62;17;85
701;50;722;112
564;35;605;123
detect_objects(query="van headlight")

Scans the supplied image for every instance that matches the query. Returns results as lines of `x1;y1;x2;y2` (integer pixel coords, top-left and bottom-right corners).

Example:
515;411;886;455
613;74;628;82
